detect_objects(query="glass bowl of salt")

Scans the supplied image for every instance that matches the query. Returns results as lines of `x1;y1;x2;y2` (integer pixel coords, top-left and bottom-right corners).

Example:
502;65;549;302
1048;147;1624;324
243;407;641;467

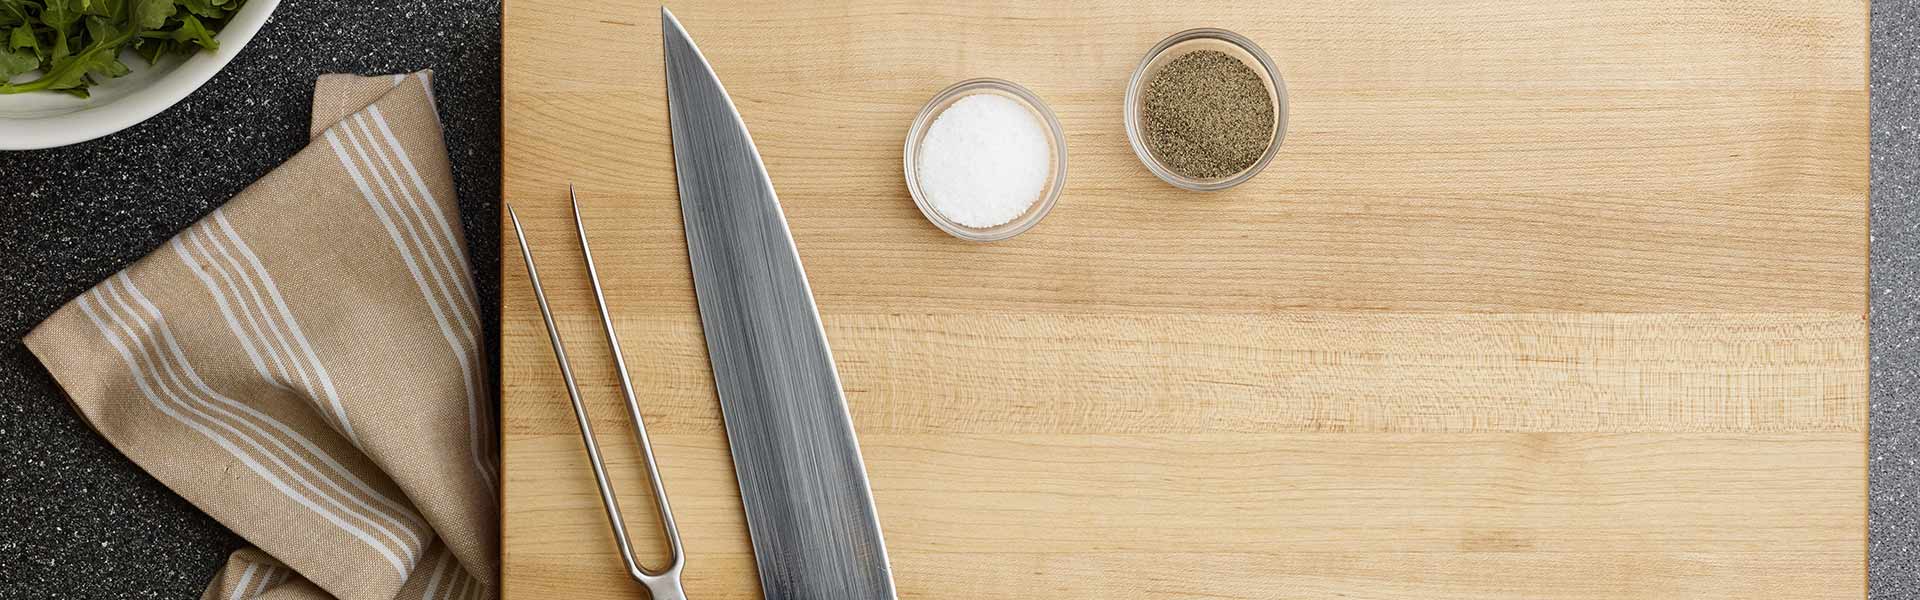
904;78;1067;242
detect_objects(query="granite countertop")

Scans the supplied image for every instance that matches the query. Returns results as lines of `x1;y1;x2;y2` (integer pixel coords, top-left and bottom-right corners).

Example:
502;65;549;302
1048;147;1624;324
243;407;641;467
0;1;1911;598
1872;0;1920;596
0;2;499;598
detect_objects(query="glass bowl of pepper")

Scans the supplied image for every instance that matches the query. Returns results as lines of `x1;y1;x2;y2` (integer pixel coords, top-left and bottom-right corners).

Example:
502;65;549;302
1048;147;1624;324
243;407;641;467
1124;28;1288;192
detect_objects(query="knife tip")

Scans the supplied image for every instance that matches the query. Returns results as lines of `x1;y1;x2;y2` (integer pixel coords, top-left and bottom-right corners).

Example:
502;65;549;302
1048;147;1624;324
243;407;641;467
661;5;681;32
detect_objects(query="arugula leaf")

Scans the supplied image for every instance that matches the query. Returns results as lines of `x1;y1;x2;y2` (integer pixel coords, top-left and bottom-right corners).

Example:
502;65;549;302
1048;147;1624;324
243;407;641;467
86;0;126;21
28;41;118;93
9;24;37;59
169;12;214;50
81;0;112;17
41;0;80;30
50;27;69;62
131;0;170;30
0;48;37;80
81;49;126;78
0;0;24;28
132;35;165;64
177;0;218;18
83;15;115;44
0;0;246;95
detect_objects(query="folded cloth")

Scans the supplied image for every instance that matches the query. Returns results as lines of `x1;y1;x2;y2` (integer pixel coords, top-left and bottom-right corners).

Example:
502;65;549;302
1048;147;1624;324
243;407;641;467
24;72;496;600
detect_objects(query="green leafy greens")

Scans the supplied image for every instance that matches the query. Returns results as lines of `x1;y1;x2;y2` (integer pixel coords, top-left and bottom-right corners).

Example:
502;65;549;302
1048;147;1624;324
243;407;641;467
0;0;245;98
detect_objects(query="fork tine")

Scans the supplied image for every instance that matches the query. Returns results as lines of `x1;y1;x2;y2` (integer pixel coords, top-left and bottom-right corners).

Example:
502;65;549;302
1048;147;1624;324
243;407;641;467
572;187;688;571
509;198;688;600
508;201;637;554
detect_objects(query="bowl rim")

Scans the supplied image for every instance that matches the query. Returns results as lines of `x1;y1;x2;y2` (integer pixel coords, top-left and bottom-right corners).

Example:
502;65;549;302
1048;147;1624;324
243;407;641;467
1123;27;1288;192
903;77;1068;242
0;0;280;151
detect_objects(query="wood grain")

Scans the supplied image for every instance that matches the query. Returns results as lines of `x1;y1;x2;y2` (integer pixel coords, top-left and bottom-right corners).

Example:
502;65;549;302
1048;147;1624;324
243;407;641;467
503;313;1864;435
505;433;1861;597
501;0;1868;597
514;551;1862;600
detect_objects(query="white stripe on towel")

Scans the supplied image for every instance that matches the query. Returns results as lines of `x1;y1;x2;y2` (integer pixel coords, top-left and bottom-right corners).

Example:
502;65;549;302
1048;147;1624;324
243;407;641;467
327;125;496;499
172;230;433;553
227;563;258;600
76;284;410;577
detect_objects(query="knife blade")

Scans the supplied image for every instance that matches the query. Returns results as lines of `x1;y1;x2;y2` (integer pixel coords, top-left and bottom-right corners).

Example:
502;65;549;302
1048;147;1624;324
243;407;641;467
661;8;897;600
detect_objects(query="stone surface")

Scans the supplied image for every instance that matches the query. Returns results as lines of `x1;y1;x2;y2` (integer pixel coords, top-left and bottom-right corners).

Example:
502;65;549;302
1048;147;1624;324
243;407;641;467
1874;0;1920;597
0;1;499;598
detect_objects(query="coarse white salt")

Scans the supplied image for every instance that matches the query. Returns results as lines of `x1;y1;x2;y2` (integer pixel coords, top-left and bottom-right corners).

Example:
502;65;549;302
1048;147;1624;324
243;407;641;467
914;93;1051;228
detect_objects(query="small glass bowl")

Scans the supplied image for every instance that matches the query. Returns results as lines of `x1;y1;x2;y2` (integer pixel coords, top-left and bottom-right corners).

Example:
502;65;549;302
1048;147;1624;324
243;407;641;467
904;78;1068;242
1124;28;1288;192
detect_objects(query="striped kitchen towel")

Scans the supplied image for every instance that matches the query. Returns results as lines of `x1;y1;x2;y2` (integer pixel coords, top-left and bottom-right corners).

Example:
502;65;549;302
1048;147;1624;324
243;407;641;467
24;72;496;600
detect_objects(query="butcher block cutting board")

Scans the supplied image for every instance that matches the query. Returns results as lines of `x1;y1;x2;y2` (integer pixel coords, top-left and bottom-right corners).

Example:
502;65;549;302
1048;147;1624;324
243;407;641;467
500;1;1868;597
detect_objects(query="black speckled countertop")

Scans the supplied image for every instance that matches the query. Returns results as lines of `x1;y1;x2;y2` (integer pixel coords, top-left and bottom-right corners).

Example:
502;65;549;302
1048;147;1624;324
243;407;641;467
1;1;1916;598
1873;1;1920;596
0;2;499;598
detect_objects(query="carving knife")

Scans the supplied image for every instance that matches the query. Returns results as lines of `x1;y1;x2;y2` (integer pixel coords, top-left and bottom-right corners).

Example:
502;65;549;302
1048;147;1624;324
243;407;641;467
661;8;897;599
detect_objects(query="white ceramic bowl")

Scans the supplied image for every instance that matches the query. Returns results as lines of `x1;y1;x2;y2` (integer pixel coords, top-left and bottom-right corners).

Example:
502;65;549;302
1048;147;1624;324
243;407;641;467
0;0;279;151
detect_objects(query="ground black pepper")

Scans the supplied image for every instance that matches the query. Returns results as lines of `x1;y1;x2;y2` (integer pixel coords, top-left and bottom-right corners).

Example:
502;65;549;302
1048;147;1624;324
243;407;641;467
1141;49;1274;180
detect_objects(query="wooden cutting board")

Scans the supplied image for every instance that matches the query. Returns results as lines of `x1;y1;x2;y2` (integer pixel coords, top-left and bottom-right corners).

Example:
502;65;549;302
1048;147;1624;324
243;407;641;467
500;2;1868;597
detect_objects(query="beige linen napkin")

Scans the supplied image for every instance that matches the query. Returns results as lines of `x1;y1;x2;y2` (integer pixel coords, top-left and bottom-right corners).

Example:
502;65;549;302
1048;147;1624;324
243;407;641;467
24;71;496;600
